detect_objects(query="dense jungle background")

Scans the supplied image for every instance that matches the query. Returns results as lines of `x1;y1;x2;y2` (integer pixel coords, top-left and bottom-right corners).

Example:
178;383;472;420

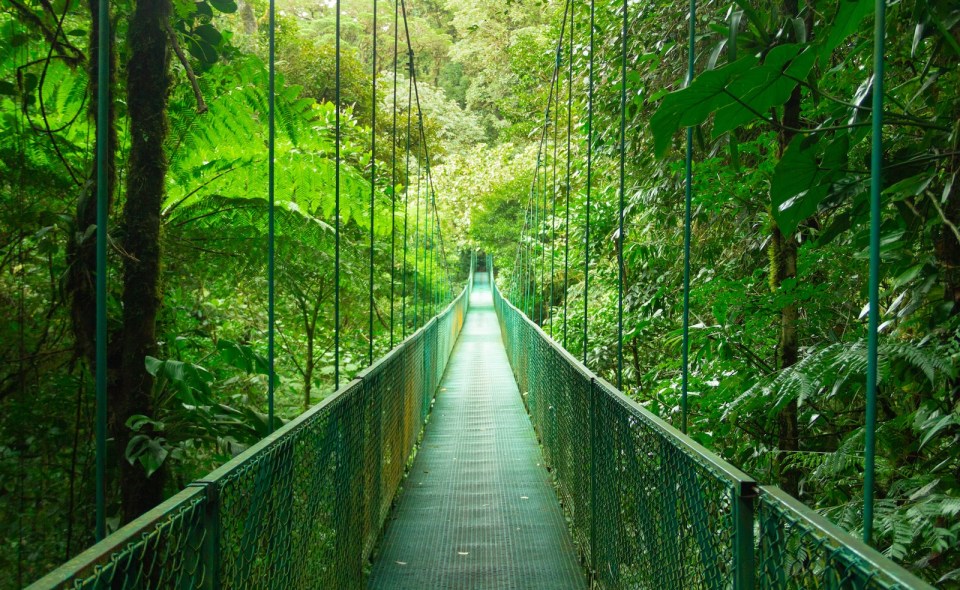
1;0;959;586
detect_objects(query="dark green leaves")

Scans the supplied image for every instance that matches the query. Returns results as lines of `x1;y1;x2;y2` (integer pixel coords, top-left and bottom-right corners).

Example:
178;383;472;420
770;133;849;234
649;56;757;157
650;44;816;157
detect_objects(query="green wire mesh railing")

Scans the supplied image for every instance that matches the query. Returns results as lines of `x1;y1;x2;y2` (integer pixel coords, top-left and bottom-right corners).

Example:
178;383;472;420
29;266;473;590
488;256;933;590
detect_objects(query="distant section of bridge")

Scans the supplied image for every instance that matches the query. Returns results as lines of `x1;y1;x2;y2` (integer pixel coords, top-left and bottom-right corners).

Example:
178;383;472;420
368;273;586;589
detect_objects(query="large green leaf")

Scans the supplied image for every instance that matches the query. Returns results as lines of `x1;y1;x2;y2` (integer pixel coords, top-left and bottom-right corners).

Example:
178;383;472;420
770;133;849;234
145;356;214;404
649;56;758;157
713;45;816;136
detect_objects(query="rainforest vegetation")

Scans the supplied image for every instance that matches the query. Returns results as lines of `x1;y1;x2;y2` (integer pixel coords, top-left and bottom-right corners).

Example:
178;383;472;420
1;0;959;586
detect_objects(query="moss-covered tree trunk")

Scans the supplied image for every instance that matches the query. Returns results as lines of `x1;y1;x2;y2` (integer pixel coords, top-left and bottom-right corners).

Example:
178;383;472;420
115;0;172;521
769;0;809;497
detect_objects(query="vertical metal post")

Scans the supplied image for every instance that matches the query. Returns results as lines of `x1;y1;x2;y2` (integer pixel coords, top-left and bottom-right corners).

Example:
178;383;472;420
583;0;594;366
616;0;627;389
680;0;697;434
188;481;221;590
563;0;573;350
389;0;399;348
863;0;885;545
267;0;276;431
334;0;342;390
369;0;377;365
94;0;110;541
733;483;756;590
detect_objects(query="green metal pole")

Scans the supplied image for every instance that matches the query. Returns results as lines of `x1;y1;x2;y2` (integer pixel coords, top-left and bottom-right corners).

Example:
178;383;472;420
583;0;594;366
94;0;110;541
863;0;885;546
616;0;627;390
413;119;421;328
680;0;696;434
334;0;341;390
369;0;377;366
389;0;399;348
267;0;276;431
563;0;573;350
402;54;412;338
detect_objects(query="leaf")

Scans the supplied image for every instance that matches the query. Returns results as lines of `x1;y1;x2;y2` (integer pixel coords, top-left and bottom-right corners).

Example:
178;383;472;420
125;434;169;477
145;356;213;403
208;0;237;13
770;133;849;234
650;56;758;157
713;45;816;136
819;0;874;59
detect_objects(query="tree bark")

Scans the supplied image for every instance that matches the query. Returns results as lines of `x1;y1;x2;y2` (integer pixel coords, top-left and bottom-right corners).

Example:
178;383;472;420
770;0;805;497
115;0;172;522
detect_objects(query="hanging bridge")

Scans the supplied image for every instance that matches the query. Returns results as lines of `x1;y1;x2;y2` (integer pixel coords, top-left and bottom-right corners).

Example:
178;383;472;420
19;0;938;586
29;258;931;590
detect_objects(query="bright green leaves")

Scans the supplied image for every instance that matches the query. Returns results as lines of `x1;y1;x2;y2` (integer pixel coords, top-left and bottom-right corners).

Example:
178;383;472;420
770;132;849;235
650;44;817;157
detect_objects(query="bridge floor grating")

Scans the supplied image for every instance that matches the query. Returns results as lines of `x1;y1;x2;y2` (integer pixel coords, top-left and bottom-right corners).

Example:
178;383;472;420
367;275;587;590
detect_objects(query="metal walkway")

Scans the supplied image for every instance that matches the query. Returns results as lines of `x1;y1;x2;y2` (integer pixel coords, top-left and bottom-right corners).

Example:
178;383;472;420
368;273;587;590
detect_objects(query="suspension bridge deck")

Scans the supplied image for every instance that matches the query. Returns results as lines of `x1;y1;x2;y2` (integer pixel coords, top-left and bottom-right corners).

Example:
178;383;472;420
368;274;586;589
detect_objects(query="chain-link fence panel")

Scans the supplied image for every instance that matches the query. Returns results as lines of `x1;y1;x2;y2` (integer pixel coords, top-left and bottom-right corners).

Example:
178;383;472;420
30;272;472;590
489;254;930;590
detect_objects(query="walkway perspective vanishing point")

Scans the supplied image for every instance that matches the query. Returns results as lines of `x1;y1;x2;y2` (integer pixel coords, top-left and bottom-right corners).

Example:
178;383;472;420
368;272;587;590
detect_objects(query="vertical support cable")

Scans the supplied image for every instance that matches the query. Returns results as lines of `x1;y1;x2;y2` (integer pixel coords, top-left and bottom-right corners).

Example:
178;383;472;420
863;0;885;546
402;54;412;338
389;0;399;348
334;0;341;390
583;0;594;366
563;0;573;350
616;0;628;389
550;41;561;338
680;0;696;433
267;0;276;431
369;0;377;365
94;0;110;540
413;118;421;328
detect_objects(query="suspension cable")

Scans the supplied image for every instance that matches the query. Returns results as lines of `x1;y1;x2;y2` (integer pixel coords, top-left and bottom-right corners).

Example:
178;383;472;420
863;0;886;546
401;50;412;338
550;41;561;338
95;0;111;538
413;116;422;328
680;0;696;432
583;0;594;366
563;0;573;349
389;0;399;348
333;0;341;390
616;0;628;389
368;0;377;366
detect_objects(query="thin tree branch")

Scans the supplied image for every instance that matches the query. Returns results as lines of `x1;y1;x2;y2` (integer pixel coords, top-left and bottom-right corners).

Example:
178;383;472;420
165;22;208;115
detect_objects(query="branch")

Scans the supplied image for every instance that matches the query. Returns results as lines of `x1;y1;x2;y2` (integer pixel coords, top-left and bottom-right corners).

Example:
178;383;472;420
6;0;84;66
165;23;207;115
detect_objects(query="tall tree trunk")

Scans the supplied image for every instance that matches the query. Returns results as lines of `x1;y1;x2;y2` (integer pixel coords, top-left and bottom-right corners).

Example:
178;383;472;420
115;0;172;522
770;0;806;497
